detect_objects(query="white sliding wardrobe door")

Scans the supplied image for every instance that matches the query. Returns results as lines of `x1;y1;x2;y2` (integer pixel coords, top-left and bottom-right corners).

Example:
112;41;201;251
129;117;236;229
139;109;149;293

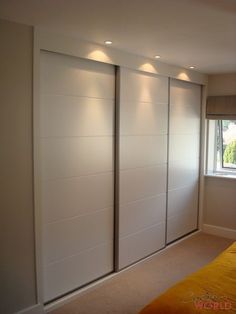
118;68;168;269
167;79;201;243
39;51;115;302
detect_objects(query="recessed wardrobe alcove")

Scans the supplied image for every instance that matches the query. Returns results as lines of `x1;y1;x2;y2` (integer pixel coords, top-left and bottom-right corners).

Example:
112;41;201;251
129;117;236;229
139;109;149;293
37;49;201;303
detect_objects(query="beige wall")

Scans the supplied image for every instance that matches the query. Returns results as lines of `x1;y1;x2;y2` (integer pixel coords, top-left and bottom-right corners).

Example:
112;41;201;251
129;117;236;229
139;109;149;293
204;73;236;231
204;177;236;230
208;73;236;96
0;19;37;313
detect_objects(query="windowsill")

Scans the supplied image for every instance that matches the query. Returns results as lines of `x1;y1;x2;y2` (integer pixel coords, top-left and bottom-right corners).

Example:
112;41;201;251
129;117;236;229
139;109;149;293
205;172;236;180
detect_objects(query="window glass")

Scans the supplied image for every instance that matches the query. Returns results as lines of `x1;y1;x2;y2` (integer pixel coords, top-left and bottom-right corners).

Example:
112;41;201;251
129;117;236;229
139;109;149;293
216;120;236;170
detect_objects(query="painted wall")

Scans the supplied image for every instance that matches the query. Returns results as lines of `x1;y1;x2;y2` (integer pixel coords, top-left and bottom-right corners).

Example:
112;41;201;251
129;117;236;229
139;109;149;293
204;177;236;230
204;73;236;231
207;73;236;96
0;19;37;313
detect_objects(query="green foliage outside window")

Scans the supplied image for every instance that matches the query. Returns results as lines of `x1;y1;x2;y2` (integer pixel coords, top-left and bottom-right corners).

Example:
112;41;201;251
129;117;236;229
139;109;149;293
223;140;236;164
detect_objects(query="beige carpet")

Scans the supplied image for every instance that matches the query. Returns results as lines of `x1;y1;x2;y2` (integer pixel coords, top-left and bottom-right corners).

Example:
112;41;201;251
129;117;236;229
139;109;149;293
50;233;234;314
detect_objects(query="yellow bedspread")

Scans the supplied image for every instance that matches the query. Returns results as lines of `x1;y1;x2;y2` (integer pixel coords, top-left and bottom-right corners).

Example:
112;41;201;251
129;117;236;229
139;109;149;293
140;242;236;314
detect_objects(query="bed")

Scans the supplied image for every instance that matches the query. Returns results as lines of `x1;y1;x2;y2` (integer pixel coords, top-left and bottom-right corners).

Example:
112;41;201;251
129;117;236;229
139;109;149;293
140;242;236;314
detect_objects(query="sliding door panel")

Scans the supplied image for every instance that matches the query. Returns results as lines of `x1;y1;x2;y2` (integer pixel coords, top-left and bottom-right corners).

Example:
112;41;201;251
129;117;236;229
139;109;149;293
167;79;201;243
118;68;168;269
39;51;115;302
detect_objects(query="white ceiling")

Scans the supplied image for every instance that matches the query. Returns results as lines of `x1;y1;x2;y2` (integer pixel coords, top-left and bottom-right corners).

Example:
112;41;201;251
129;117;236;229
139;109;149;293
0;0;236;74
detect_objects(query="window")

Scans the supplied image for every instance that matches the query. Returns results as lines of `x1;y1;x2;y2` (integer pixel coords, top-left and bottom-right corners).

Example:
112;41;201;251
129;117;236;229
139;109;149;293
207;119;236;176
216;120;236;170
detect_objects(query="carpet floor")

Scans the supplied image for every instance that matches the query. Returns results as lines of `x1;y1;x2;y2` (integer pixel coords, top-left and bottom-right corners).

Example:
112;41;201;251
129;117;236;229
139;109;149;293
49;232;234;314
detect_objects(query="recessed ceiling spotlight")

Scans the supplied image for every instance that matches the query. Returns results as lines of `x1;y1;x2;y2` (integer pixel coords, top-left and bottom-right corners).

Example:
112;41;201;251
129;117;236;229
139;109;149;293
189;66;195;69
104;40;112;45
154;55;161;59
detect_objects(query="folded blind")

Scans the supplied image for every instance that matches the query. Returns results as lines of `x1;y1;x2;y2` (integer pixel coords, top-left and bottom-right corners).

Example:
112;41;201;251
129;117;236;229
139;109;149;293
206;95;236;119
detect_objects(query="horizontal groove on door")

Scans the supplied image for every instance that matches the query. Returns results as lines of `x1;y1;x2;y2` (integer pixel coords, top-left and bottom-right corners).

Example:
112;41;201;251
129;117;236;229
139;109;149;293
40;94;115;137
120;135;167;170
167;214;198;243
119;192;166;206
44;271;114;306
41;92;115;101
42;170;113;182
45;206;113;226
40;135;115;139
120;221;166;240
43;243;114;302
119;223;165;269
120;163;167;172
45;241;114;267
40;137;114;180
44;208;114;264
121;100;169;105
168;181;199;193
120;100;168;136
120;195;166;238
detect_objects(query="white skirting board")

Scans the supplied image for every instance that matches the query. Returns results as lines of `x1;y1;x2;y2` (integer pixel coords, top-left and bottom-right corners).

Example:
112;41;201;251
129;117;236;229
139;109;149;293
16;304;44;314
203;224;236;240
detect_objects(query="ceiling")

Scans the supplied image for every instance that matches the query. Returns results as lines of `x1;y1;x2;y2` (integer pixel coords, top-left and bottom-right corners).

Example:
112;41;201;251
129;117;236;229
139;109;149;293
0;0;236;74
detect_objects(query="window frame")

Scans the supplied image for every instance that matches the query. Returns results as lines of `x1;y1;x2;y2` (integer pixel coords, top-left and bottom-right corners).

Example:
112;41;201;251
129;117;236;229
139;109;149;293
207;119;236;176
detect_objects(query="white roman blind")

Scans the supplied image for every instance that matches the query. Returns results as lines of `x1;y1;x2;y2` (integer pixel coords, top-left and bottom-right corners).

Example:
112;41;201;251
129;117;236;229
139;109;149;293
206;95;236;119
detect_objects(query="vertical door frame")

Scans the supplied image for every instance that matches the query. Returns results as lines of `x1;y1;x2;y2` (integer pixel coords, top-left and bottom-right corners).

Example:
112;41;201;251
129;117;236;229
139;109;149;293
165;77;171;245
198;84;208;230
33;30;44;307
114;66;120;272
